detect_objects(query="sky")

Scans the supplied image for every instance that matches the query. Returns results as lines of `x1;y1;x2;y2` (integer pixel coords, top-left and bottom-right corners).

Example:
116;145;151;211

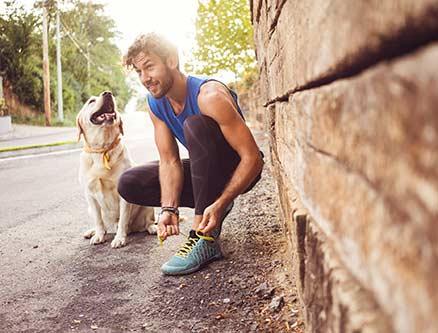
98;0;199;67
100;0;235;84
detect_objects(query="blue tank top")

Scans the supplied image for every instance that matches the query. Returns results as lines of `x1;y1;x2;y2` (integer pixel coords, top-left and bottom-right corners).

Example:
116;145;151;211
147;75;244;147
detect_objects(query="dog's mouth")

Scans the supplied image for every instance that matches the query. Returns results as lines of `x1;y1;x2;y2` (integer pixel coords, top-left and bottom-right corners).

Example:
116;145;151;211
90;96;116;125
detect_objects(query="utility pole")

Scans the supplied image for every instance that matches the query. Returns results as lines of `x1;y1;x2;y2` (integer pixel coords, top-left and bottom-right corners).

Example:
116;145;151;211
86;42;90;96
42;1;51;126
86;0;91;96
56;0;63;122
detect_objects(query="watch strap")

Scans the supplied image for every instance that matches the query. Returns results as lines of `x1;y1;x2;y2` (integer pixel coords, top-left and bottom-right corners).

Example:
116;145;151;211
160;206;179;217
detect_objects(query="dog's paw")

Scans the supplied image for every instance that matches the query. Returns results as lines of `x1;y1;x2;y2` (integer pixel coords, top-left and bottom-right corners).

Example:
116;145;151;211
111;235;127;248
83;228;95;239
147;224;158;235
90;232;106;245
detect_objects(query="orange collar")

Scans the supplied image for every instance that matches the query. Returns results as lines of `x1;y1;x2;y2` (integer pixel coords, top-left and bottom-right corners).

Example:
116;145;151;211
83;136;121;170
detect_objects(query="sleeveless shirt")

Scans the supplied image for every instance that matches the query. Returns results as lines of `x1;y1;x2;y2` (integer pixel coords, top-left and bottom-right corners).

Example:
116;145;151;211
147;75;244;148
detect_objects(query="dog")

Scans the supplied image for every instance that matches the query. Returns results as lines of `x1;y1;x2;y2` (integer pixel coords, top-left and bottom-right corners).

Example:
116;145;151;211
76;91;157;248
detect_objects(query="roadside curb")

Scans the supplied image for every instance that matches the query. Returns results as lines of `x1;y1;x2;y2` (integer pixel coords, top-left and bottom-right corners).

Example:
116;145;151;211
0;142;83;159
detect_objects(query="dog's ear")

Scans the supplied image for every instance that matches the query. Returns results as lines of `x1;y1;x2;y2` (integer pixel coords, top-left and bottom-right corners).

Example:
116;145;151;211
119;118;124;136
76;115;84;142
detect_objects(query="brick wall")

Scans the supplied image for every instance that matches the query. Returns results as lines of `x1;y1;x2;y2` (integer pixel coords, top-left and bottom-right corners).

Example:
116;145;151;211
250;1;438;332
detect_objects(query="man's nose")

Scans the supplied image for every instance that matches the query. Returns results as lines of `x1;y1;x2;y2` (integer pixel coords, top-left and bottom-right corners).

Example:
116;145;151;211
140;72;151;85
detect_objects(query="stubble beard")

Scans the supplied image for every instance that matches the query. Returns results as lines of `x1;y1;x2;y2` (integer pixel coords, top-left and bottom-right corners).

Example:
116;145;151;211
149;67;174;99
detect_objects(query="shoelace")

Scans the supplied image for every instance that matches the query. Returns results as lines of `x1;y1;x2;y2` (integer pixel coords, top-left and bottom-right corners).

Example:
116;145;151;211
175;236;199;258
157;231;214;254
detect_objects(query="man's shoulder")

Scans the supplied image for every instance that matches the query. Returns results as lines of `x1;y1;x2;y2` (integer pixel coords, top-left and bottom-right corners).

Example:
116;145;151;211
198;80;231;102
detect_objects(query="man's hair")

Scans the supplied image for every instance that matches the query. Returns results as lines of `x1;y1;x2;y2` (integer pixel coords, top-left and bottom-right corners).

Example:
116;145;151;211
123;33;179;70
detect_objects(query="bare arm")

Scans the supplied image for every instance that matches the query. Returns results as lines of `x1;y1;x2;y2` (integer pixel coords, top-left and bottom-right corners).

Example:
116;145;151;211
197;82;264;233
149;110;183;239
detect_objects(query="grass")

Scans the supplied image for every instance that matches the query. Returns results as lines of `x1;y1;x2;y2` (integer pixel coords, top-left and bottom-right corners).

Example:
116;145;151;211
0;140;79;153
11;112;77;127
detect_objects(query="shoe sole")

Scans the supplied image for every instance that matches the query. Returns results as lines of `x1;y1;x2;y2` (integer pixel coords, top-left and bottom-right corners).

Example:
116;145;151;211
161;252;223;276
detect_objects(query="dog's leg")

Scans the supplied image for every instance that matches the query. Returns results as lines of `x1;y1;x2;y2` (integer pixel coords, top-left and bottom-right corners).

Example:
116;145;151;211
83;228;95;239
111;198;132;248
87;196;106;245
146;209;157;234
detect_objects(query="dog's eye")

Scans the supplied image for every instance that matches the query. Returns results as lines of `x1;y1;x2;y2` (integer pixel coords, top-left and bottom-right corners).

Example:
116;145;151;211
88;99;96;104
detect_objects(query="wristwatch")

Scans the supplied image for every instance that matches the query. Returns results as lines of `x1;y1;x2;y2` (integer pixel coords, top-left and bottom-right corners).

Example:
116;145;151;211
160;206;179;217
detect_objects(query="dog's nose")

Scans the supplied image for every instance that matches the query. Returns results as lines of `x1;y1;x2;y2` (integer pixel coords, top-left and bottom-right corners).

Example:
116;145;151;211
102;91;112;96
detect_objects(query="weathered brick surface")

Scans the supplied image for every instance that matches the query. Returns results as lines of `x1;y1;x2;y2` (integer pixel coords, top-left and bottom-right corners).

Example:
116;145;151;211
250;0;438;331
267;44;438;332
288;44;438;333
252;0;438;102
272;143;393;332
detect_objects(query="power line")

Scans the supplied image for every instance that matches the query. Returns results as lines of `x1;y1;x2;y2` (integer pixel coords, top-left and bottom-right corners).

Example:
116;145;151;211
59;17;108;73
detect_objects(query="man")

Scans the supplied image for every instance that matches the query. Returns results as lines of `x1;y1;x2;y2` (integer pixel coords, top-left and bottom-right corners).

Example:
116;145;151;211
118;33;264;275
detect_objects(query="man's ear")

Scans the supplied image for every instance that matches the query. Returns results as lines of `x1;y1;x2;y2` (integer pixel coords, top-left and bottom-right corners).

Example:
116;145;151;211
119;118;124;136
166;52;179;70
76;116;84;142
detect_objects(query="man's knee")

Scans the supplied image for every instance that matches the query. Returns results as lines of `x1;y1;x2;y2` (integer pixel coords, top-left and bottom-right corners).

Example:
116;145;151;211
117;170;136;202
183;114;220;143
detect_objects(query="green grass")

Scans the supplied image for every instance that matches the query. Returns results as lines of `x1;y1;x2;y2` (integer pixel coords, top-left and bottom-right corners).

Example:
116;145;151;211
12;112;77;127
0;140;79;153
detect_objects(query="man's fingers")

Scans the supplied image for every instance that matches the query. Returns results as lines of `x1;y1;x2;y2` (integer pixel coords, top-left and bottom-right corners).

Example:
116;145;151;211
158;230;167;240
202;216;217;234
158;224;166;236
166;225;174;236
173;224;179;235
198;214;209;231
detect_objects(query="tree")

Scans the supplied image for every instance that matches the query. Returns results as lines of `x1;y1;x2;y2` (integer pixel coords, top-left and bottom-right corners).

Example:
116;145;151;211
51;0;130;113
0;0;130;123
185;0;256;80
0;1;43;107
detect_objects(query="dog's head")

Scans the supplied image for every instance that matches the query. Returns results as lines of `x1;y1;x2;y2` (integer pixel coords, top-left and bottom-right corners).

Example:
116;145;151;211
76;91;124;147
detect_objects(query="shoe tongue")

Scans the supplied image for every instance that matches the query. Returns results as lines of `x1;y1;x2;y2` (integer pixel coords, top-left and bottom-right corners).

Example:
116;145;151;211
189;229;199;239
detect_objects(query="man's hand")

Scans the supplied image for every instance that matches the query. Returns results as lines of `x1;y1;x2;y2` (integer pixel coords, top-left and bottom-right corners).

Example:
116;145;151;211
158;212;179;241
197;201;226;235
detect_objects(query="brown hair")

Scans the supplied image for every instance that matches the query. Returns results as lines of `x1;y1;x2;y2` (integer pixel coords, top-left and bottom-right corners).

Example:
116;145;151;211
123;33;178;70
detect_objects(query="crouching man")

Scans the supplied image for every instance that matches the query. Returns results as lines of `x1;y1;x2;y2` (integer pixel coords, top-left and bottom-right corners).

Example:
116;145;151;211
118;33;264;275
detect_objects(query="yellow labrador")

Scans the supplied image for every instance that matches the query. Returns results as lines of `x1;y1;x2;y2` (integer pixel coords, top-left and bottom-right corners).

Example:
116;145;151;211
76;91;156;248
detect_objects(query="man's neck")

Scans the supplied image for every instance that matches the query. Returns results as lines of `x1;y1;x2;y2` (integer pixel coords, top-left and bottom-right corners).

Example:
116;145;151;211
166;72;187;114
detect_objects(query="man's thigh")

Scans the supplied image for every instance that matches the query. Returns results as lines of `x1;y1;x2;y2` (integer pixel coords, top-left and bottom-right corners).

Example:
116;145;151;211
118;159;195;208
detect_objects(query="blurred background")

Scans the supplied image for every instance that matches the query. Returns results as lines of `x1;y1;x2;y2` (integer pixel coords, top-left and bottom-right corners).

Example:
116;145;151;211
0;0;257;126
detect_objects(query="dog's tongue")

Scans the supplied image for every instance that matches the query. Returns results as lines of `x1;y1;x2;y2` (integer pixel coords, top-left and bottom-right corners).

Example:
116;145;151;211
97;113;115;122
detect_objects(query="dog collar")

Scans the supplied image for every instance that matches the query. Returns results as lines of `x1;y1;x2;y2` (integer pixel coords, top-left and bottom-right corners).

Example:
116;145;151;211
83;136;121;170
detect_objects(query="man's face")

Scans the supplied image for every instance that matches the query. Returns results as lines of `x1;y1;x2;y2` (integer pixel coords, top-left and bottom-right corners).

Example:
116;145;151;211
132;52;173;99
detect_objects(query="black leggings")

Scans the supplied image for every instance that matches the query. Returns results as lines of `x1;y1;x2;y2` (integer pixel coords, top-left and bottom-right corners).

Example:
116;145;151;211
117;114;262;215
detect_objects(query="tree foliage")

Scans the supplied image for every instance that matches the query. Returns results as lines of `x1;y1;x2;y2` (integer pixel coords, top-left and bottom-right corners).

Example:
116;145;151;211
185;0;256;80
0;0;130;122
0;1;42;107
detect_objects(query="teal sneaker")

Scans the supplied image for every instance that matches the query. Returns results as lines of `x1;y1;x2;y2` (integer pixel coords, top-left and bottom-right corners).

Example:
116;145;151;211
161;230;223;276
211;201;234;239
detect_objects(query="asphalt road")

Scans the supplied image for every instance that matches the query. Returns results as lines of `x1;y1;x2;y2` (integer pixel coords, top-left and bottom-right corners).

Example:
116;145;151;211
0;112;192;332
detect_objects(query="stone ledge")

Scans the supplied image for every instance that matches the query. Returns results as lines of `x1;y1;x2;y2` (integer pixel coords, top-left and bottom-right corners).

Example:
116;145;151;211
269;43;438;333
272;151;392;332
